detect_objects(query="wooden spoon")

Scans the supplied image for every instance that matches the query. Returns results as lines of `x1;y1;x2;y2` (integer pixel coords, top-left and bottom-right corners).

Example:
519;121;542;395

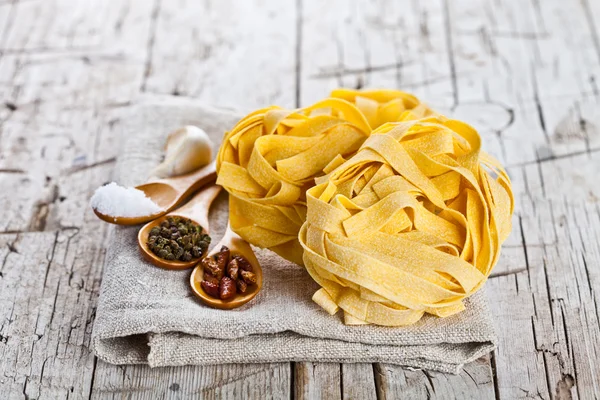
138;184;222;270
190;223;263;309
93;161;216;225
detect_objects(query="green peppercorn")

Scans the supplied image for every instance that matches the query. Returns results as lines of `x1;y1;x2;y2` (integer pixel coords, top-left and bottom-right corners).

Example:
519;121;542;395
191;246;201;258
199;241;208;253
147;216;211;262
174;247;184;259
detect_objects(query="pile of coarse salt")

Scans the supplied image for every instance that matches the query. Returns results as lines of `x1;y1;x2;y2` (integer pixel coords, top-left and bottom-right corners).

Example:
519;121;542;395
90;183;162;218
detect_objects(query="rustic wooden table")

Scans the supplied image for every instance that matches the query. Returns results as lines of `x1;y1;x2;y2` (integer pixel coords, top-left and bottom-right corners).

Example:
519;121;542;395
1;0;599;399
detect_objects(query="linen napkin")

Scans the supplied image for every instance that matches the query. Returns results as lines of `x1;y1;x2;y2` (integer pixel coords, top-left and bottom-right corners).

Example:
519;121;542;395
91;100;497;374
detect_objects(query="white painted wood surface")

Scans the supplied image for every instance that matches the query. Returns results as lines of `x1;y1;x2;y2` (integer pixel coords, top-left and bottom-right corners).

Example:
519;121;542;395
0;0;598;398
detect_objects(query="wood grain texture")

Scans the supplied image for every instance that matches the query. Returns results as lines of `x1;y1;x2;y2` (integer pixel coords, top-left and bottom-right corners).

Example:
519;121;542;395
300;0;455;109
374;355;496;400
1;0;600;398
141;0;298;112
294;363;341;400
0;1;152;399
91;363;291;400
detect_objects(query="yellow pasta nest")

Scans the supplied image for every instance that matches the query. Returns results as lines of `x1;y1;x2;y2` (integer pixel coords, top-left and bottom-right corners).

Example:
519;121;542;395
216;92;432;265
330;88;434;129
299;116;514;326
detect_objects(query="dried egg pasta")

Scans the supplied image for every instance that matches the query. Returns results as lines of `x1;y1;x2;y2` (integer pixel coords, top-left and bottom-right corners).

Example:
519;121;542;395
330;88;435;129
216;91;431;265
299;116;514;326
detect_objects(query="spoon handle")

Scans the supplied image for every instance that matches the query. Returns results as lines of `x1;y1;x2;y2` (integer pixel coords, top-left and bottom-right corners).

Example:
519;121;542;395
211;222;248;254
175;184;222;233
222;222;240;244
157;161;217;193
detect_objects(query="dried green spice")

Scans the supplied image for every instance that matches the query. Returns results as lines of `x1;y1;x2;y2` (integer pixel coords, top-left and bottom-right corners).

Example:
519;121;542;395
147;216;210;262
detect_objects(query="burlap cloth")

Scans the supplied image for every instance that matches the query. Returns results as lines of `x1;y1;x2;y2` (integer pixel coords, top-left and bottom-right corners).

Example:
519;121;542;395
91;101;497;374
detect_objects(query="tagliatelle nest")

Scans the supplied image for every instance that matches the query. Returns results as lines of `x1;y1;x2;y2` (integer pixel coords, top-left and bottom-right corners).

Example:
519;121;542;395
330;88;433;130
216;91;432;265
299;116;514;326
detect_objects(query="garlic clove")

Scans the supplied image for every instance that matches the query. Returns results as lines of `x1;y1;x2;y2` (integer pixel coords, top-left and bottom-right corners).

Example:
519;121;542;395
164;125;191;153
151;126;213;178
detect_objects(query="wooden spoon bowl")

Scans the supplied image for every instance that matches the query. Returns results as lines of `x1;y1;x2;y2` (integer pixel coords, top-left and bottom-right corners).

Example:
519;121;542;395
138;185;222;270
93;161;216;225
190;224;263;309
138;215;204;270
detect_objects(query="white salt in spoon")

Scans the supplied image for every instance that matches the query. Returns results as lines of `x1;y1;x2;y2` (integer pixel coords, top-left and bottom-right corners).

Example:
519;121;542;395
92;161;216;225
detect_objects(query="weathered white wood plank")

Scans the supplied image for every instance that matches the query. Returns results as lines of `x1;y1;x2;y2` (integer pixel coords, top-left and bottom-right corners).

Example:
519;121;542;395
0;0;154;233
294;362;341;400
0;1;154;399
448;0;600;168
374;355;496;400
142;0;298;111
341;364;377;400
300;0;454;109
486;191;600;400
293;363;378;400
91;362;291;400
0;228;107;399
